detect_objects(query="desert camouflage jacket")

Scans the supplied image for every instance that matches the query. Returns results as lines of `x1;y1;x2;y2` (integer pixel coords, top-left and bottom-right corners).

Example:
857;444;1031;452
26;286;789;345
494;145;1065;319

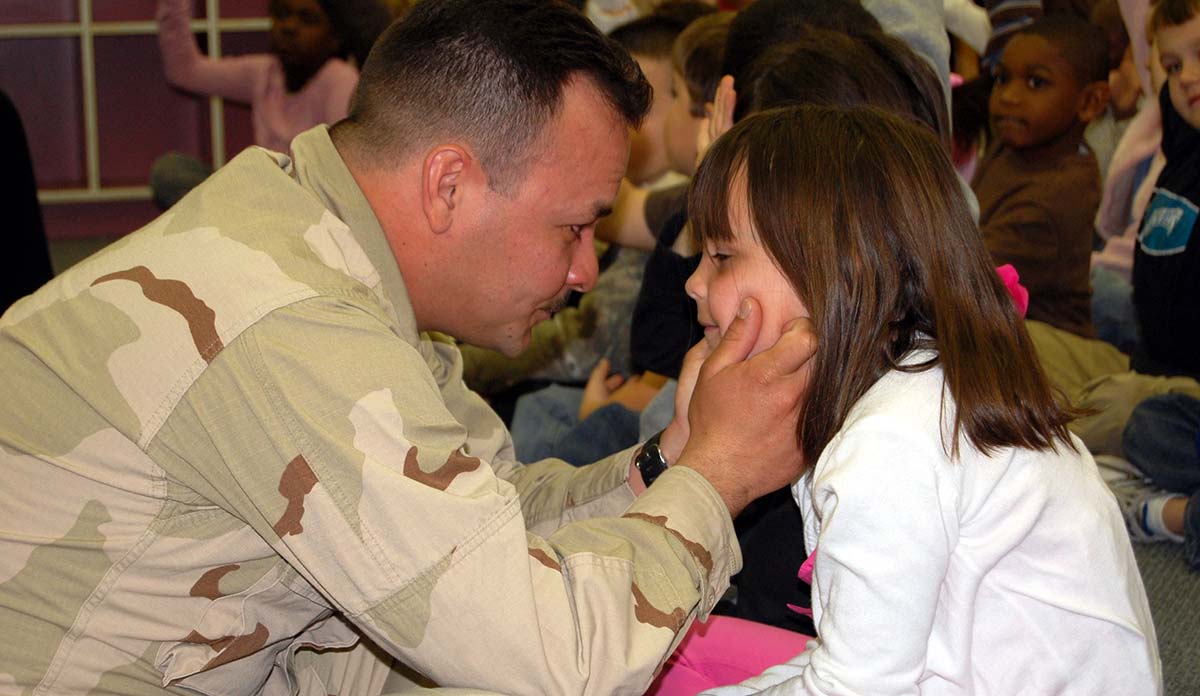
0;127;740;695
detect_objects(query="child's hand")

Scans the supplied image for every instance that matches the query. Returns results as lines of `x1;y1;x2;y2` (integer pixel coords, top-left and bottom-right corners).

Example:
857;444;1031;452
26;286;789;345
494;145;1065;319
579;360;663;420
695;75;737;170
581;359;626;419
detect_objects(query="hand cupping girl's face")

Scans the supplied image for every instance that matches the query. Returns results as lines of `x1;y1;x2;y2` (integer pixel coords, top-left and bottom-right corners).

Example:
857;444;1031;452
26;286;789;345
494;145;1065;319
685;172;810;358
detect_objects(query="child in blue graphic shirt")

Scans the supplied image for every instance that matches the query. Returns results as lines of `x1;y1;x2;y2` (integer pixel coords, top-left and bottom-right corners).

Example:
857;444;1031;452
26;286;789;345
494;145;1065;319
1118;0;1200;569
1131;0;1200;380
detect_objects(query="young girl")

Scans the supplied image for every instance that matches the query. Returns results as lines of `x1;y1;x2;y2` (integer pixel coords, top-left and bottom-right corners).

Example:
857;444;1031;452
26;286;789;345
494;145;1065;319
151;0;391;207
683;106;1161;694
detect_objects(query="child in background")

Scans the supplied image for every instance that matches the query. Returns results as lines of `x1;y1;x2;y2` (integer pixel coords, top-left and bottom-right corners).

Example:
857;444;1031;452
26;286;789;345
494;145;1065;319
664;11;735;179
608;11;735;381
595;9;732;252
151;0;390;208
1091;0;1164;354
1131;0;1200;380
972;16;1110;338
683;105;1159;696
1114;0;1200;563
1086;0;1142;180
608;3;715;187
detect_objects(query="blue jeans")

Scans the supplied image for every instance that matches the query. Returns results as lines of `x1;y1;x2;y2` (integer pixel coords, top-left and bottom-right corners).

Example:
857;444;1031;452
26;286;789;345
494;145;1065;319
510;385;639;465
1123;393;1200;568
1091;266;1138;355
639;379;677;441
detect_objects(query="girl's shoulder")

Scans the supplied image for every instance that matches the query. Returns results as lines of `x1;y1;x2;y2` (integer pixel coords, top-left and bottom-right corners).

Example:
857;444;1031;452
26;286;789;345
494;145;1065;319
838;354;948;440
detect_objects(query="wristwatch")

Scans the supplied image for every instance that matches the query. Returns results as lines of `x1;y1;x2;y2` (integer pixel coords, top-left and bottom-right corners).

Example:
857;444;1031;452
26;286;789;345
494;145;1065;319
634;429;669;487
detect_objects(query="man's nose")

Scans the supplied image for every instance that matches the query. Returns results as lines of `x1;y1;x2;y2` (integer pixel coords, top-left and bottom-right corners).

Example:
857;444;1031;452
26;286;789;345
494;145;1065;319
566;231;600;293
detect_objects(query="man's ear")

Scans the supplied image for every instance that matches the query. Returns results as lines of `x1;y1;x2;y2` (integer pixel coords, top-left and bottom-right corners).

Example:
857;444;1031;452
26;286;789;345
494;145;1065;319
421;146;469;235
1078;81;1110;123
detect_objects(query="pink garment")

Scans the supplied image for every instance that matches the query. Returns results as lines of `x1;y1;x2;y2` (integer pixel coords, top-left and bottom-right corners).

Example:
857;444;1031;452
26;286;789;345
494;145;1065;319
1093;0;1160;281
157;0;358;154
1093;106;1164;281
646;616;812;696
786;551;816;618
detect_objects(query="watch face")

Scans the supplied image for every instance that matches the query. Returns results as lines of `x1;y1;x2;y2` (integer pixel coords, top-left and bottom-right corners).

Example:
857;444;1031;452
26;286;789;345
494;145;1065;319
637;444;668;486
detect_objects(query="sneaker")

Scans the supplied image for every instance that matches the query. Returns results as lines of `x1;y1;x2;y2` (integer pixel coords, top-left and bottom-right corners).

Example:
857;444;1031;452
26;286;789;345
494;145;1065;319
1097;455;1178;544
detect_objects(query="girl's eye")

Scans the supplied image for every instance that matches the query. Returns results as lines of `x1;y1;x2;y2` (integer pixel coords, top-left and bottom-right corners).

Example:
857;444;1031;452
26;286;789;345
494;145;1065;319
710;251;731;266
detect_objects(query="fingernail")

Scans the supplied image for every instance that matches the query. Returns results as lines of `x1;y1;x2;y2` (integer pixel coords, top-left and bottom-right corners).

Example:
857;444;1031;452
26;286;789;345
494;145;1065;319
738;299;752;319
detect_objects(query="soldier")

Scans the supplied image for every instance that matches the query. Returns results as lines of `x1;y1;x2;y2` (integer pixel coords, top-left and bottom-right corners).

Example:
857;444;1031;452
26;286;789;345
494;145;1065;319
0;1;814;694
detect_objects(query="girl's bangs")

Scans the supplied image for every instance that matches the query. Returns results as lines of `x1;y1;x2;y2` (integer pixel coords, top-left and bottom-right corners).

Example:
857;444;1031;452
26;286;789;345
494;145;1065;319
687;134;749;247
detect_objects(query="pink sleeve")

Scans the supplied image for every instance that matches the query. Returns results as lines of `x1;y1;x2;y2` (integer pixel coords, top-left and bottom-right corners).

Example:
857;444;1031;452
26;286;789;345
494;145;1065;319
1095;101;1162;240
1118;0;1152;97
157;0;269;105
319;61;359;124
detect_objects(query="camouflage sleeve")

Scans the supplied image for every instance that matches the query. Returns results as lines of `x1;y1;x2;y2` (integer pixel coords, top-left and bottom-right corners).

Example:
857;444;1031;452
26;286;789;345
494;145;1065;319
420;334;649;536
151;296;740;694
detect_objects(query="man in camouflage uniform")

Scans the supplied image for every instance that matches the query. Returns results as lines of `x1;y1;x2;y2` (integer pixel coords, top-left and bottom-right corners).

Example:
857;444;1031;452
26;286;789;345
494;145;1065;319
0;1;813;694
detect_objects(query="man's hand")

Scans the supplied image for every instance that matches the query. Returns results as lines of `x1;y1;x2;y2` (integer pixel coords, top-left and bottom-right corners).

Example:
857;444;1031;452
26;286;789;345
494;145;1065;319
674;298;817;517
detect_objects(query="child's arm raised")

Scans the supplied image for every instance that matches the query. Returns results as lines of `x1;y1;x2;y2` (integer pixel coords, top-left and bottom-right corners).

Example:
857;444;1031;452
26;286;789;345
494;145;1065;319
157;0;268;105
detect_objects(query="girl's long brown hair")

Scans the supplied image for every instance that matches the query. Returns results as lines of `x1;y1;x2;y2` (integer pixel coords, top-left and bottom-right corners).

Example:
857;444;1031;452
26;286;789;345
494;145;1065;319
689;106;1078;464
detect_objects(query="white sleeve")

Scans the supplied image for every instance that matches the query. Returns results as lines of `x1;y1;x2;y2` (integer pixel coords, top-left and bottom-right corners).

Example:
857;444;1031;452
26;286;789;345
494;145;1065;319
943;0;993;54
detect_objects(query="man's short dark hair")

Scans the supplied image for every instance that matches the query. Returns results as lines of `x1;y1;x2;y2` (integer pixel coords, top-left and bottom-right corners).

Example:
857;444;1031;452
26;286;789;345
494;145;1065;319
1015;16;1110;84
336;0;651;191
720;0;882;86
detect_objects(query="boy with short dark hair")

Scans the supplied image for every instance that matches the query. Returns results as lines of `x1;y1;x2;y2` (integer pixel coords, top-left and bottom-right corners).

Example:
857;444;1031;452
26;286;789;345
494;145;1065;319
663;11;735;178
609;3;715;185
972;15;1111;337
1131;0;1200;380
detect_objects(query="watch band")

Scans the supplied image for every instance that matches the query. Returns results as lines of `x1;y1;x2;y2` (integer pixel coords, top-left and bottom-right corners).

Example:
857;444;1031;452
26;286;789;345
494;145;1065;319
635;429;669;487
